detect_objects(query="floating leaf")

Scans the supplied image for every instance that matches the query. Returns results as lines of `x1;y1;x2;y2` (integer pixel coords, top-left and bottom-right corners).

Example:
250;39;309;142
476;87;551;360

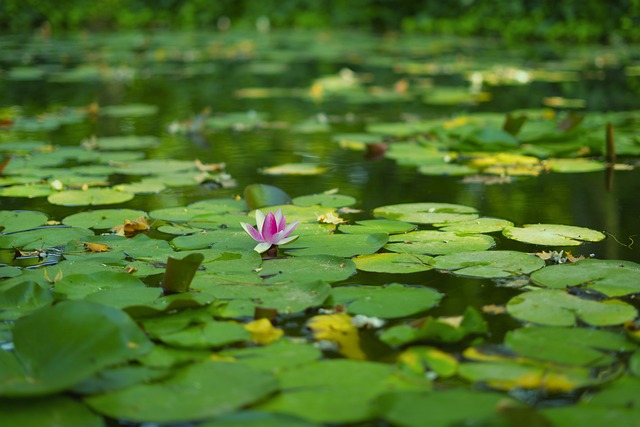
260;163;327;176
339;219;416;235
354;252;433;274
378;389;518;427
161;252;204;294
331;283;442;319
530;259;640;297
0;226;93;250
100;103;158;118
258;255;356;285
0;210;49;233
505;326;636;367
285;233;388;257
292;192;356;208
62;209;147;229
92;135;159;150
221;340;322;372
506;289;637;326
0;395;105;427
244;184;292;210
380;306;488;346
430;250;545;278
434;217;514;233
385;230;495;255
503;224;606;246
0;300;152;396
48;188;135;206
192;280;331;316
85;361;277;423
257;359;397;424
374;202;478;224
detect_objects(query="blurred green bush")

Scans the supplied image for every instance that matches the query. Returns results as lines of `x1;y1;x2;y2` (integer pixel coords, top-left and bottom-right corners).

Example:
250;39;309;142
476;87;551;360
0;0;638;43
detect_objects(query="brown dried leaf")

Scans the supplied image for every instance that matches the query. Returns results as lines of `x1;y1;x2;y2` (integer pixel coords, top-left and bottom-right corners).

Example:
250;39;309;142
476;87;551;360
83;242;111;253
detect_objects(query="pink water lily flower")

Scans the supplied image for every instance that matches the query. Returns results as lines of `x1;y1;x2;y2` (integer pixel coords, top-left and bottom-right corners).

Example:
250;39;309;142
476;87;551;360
241;208;299;253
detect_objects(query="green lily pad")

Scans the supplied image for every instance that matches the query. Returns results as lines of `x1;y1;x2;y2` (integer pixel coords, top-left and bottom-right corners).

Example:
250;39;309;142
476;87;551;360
385;230;495;255
260;163;328;176
0;300;153;396
417;163;477;176
100;104;158;118
285;233;388;257
339;219;416;235
505;326;636;367
0;226;93;250
200;411;322;427
54;271;147;299
0;281;55;320
542;405;640;427
114;159;196;175
85;361;277;423
331;283;442;319
0;184;54;198
114;180;167;194
244;184;291;210
380;306;488;346
434;217;514;233
353;252;433;273
430;250;545;278
458;360;602;392
192;280;331;315
530;259;640;297
258;255;356;285
0;210;49;233
0;395;105;427
62;209;147;229
546;158;605;173
292;193;356;207
378;389;519;427
221;340;322;372
374;202;478;224
257;359;398;424
506;289;637;326
158;320;250;349
93;135;159;150
503;224;606;246
48;188;135;206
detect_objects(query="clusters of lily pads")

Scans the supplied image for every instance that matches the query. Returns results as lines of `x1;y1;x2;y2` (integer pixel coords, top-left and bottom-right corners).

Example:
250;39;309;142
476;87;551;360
1;184;640;426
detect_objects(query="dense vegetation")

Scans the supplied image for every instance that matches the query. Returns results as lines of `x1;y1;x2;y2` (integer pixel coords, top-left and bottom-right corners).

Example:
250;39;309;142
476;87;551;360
1;0;639;43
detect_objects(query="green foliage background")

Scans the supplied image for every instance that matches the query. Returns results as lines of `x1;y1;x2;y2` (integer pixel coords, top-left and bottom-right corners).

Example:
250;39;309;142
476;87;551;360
1;0;639;43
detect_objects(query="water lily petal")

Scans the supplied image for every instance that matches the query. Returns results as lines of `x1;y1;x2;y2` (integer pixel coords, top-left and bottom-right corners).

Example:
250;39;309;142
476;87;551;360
276;234;299;246
255;210;266;234
254;241;273;253
241;222;265;242
274;208;287;231
262;211;279;243
281;220;299;238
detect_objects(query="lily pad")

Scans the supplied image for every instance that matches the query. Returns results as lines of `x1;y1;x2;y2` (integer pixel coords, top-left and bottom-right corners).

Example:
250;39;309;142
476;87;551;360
85;361;277;423
100;103;158;118
378;389;519;427
93;135;159;150
385;230;495;255
506;289;637;326
62;209;147;229
434;217;514;233
292;193;356;207
0;300;153;396
503;224;606;246
0;226;93;250
0;210;49;233
257;359;398;424
260;163;328;176
530;259;640;297
285;233;388;257
48;188;135;206
339;219;416;235
353;252;433;273
192;280;331;315
374;202;478;224
258;255;356;285
505;326;636;367
331;283;442;319
430;250;545;278
0;395;105;427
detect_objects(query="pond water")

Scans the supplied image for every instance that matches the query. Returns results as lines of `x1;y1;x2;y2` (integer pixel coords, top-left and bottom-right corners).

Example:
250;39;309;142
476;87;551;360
1;29;640;425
